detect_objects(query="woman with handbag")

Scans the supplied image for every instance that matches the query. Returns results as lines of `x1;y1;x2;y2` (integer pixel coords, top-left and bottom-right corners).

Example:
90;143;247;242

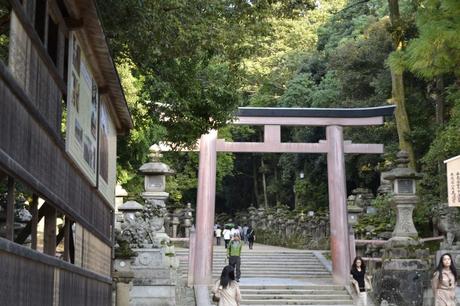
350;256;369;306
212;265;241;306
432;253;457;306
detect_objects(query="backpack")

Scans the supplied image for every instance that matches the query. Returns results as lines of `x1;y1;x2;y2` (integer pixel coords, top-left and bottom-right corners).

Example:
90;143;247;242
247;229;254;239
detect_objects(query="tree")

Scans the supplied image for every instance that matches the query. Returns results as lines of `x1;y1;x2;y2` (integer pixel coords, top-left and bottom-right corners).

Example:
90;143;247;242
386;0;416;168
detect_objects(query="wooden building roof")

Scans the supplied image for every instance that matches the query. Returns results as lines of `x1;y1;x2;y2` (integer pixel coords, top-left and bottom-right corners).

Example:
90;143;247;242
64;0;133;134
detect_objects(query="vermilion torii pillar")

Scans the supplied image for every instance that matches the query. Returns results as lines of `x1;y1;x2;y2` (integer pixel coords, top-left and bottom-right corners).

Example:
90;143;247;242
191;106;395;286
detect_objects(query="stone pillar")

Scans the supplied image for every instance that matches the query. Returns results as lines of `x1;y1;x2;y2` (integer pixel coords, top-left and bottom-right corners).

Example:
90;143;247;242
172;209;180;238
183;202;194;238
187;228;196;287
115;184;128;213
326;125;351;285
194;130;217;285
113;270;134;306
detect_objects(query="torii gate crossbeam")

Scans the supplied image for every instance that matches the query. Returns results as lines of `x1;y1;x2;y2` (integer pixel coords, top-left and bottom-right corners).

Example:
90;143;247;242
192;106;395;286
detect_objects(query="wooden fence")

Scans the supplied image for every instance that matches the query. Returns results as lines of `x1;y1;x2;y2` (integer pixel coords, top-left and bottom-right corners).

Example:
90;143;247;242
0;238;112;306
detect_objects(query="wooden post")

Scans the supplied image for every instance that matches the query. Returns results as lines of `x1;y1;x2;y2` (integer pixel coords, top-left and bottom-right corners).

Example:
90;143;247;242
43;203;57;256
30;194;38;250
194;130;217;286
326;125;351;285
63;216;71;262
6;177;15;241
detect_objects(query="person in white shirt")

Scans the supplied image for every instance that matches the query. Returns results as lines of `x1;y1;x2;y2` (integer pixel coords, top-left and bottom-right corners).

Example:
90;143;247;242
215;226;222;246
223;226;232;249
230;226;240;239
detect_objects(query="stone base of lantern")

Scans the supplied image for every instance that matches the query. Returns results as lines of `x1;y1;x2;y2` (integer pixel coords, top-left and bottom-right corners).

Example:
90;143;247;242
129;248;180;306
371;259;431;306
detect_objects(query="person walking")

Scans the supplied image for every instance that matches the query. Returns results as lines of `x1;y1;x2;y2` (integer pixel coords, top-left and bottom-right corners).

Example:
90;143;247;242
227;234;243;282
242;224;249;245
223;226;232;249
231;225;240;239
432;253;457;306
215;226;222;246
350;256;368;306
246;225;255;250
212;265;241;306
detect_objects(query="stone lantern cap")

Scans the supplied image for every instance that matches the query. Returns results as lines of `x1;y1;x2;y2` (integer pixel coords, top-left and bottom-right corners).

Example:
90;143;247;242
139;145;175;175
382;151;423;181
118;200;143;212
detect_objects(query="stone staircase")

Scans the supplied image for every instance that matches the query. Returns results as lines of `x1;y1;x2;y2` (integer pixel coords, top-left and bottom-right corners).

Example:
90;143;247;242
211;249;330;279
239;284;353;306
175;244;354;306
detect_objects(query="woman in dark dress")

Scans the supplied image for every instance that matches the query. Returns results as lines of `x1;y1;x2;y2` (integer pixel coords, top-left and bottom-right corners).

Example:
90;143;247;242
351;256;367;306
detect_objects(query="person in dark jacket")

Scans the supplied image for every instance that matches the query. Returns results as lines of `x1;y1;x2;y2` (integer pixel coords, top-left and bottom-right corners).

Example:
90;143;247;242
246;225;255;250
350;256;367;306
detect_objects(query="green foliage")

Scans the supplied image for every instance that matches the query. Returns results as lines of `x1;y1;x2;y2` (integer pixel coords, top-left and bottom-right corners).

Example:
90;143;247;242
0;1;10;64
405;0;460;79
354;195;395;238
99;0;460;238
114;240;136;259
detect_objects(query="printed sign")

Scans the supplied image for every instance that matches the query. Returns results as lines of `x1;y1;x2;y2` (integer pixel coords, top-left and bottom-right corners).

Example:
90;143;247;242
444;155;460;207
65;33;98;185
98;98;117;206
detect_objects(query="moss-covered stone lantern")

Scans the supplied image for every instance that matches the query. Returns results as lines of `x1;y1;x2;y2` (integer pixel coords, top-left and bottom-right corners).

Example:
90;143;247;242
383;150;422;245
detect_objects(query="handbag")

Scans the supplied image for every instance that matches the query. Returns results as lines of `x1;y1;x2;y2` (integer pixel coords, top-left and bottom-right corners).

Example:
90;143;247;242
212;285;222;303
365;275;373;292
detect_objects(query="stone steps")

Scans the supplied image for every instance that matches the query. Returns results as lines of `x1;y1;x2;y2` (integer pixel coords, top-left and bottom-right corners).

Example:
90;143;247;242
176;245;353;305
238;285;353;305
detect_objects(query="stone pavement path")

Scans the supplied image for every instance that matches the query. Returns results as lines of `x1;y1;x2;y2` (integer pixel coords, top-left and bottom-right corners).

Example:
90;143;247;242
176;243;356;306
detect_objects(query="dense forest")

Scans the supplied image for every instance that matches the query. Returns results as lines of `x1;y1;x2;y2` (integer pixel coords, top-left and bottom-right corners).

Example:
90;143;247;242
97;0;460;233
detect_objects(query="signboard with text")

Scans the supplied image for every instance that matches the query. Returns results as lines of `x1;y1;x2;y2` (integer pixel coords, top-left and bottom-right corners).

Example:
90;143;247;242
444;155;460;207
65;33;98;186
97;98;117;206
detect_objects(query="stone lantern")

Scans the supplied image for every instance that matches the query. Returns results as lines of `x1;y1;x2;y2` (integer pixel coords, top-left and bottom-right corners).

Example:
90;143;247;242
171;208;181;238
139;145;174;244
373;151;430;306
383;150;422;246
139;145;174;200
118;200;143;221
182;202;194;238
347;194;363;227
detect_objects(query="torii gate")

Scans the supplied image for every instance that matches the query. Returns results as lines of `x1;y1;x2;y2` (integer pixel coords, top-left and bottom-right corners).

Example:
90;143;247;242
191;106;395;286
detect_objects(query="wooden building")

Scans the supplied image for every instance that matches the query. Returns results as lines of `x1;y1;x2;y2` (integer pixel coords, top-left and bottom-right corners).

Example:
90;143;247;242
0;0;132;305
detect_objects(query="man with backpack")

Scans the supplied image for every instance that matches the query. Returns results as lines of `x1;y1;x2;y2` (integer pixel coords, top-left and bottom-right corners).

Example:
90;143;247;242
227;234;243;282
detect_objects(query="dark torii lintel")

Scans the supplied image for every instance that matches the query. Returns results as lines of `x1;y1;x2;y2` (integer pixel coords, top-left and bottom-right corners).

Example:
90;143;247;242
237;105;396;118
235;105;396;126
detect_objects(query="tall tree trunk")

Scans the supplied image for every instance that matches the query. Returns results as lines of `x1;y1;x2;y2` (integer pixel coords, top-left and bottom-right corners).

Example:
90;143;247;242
434;77;445;126
431;77;446;199
388;0;416;169
261;158;268;209
252;155;261;207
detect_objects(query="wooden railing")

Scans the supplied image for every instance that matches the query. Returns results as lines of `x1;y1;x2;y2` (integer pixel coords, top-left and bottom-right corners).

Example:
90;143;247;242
0;238;111;305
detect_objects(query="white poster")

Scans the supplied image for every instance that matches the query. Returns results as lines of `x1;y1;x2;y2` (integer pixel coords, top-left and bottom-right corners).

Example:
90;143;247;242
65;33;98;185
98;99;117;206
445;155;460;207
